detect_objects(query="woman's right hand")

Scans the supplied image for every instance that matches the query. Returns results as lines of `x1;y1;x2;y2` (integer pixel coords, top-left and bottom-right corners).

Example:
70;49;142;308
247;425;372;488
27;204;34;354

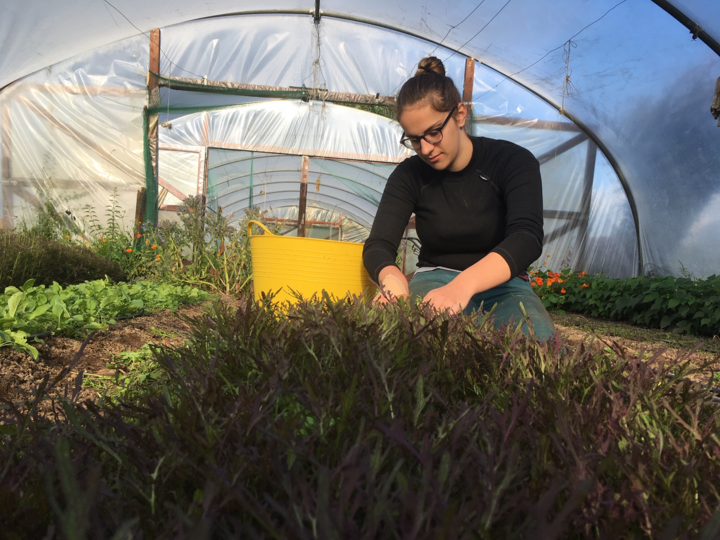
373;267;410;305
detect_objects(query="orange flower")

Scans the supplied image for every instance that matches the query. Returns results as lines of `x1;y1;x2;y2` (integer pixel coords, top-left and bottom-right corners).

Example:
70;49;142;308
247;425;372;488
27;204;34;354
126;248;132;253
560;288;566;294
546;254;551;258
85;241;88;245
151;245;157;250
145;239;149;245
102;238;106;242
535;277;544;286
581;283;590;289
156;255;161;261
65;235;69;238
80;234;83;237
136;233;141;238
578;271;587;277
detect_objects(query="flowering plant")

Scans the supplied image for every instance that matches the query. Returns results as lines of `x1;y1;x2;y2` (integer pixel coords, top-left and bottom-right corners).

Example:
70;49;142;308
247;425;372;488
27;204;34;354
530;267;592;311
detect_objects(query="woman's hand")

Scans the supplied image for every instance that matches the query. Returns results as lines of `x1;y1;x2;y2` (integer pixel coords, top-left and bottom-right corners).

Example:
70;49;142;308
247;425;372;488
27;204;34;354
422;280;472;314
373;267;410;305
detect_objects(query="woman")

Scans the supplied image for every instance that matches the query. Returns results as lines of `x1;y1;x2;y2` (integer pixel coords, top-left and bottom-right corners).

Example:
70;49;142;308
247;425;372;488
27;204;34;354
362;56;555;341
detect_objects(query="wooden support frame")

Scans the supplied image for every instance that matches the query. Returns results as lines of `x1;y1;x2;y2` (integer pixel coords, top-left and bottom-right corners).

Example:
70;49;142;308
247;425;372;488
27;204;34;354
153;72;397;108
462;58;475;135
146;28;161;225
473;115;581;132
297;155;310;237
536;133;587;166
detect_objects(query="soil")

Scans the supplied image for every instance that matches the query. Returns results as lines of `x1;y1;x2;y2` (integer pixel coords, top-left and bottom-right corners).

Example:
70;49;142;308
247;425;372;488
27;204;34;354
0;296;242;408
2;306;719;409
550;312;720;386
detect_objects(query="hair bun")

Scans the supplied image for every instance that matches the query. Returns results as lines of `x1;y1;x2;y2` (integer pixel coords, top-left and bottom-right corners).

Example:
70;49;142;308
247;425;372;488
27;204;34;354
415;56;446;77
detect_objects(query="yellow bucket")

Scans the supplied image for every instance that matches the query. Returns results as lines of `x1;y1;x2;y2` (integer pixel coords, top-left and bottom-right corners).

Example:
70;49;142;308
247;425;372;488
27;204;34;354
247;220;376;305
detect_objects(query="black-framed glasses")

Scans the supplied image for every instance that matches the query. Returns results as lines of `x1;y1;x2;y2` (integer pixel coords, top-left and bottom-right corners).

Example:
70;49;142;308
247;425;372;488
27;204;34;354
399;105;457;150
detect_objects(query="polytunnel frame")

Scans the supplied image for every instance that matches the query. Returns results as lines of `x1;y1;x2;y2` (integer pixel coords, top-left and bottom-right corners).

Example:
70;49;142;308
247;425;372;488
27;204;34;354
136;12;642;271
205;153;388;229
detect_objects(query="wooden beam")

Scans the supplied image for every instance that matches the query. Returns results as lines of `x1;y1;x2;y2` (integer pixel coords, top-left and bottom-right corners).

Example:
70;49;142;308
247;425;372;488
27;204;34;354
158;177;189;202
297;155;309;237
148;29;161;109
473;115;581;132
462;58;475;135
153;72;397;107
536;133;587;165
134;187;146;238
146;29;161;226
158;187;169;205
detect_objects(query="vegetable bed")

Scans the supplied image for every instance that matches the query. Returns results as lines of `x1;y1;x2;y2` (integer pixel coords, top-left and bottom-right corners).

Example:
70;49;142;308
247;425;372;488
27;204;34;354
2;297;719;538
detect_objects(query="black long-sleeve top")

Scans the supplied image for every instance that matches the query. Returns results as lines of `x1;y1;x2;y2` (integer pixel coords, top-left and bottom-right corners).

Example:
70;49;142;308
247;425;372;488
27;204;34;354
362;136;544;284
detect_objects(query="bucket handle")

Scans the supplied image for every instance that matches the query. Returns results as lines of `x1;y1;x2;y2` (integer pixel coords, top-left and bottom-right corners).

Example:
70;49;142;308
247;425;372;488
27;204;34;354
247;220;274;237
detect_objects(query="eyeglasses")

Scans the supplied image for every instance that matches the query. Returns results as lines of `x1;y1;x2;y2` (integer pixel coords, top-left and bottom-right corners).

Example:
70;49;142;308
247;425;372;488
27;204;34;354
399;105;457;150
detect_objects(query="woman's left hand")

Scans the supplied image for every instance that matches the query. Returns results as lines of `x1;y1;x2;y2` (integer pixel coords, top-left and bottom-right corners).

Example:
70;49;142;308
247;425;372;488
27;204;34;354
423;281;472;314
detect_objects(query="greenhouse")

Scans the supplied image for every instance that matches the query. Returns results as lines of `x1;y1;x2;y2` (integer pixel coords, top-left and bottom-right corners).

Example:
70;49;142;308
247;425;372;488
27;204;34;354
5;2;720;537
2;0;718;279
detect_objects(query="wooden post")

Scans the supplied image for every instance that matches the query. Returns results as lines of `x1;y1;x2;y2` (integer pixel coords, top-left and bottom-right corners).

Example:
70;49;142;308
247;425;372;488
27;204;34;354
146;28;161;225
298;155;309;237
134;187;147;237
148;29;161;107
462;57;475;135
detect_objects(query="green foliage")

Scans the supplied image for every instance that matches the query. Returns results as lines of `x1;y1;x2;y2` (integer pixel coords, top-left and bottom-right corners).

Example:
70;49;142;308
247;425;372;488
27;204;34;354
531;269;720;336
0;278;208;359
137;196;278;295
2;297;719;537
15;199;82;242
0;231;124;290
79;190;141;279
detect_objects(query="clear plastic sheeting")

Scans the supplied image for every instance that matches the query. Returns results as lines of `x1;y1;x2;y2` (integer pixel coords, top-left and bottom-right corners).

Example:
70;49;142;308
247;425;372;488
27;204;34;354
157;149;202;207
206;148;394;235
471;62;636;278
0;35;148;230
161;15;317;88
2;1;719;278
160;100;409;163
161;14;468;98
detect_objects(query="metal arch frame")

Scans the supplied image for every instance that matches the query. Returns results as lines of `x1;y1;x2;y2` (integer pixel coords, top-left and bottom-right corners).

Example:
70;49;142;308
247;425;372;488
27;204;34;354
207;168;385;200
650;0;720;57
189;7;648;274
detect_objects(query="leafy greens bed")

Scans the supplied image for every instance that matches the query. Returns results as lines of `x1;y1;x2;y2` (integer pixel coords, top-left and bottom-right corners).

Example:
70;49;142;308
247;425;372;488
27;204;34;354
532;270;720;337
0;279;208;359
2;297;719;538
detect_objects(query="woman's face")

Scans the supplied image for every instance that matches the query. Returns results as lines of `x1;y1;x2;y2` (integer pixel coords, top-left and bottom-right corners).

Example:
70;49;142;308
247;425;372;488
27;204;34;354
398;101;468;171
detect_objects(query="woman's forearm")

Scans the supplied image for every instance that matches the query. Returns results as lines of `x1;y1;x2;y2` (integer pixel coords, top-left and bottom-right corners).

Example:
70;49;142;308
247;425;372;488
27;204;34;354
452;252;512;296
421;252;512;312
